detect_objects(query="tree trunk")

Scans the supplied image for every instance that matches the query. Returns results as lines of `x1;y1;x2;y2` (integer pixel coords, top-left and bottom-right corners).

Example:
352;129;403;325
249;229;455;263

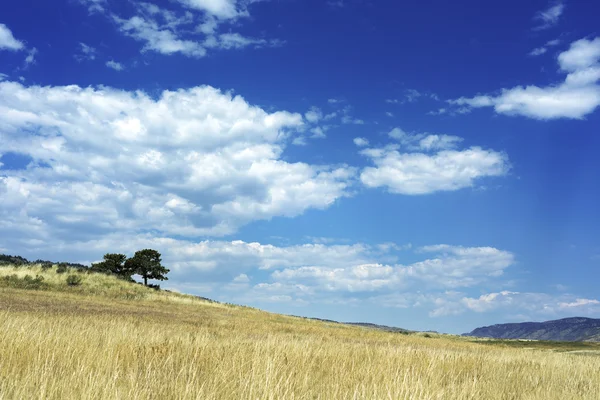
144;275;148;286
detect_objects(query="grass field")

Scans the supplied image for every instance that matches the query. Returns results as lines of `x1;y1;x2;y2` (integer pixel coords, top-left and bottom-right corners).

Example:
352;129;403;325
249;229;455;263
1;265;599;399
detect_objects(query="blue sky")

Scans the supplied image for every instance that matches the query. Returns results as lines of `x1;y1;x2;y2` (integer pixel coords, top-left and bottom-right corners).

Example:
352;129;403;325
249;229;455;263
1;0;599;334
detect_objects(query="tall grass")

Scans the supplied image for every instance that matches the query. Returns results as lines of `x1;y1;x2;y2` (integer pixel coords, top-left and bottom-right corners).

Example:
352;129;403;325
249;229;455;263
1;266;599;399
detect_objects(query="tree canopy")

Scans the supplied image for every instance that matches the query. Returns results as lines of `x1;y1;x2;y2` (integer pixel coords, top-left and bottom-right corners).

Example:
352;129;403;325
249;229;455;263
90;253;133;279
124;249;170;286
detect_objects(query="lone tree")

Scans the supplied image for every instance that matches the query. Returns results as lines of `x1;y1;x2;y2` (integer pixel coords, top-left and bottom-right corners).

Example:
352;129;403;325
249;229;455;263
91;253;133;280
125;249;169;286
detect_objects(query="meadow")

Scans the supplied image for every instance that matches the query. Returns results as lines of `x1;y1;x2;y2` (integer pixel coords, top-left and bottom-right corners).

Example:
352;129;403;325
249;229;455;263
1;265;599;399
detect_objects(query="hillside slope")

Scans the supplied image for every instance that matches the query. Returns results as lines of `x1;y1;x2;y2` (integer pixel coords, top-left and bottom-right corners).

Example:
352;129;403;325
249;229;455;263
1;264;600;399
466;317;600;342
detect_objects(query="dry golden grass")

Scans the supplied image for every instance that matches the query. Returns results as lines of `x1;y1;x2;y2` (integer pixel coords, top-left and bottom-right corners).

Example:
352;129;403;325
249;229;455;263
1;265;599;399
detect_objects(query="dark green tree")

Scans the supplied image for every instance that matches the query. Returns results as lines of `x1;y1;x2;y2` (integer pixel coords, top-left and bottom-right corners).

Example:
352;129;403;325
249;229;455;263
90;253;133;279
125;249;169;286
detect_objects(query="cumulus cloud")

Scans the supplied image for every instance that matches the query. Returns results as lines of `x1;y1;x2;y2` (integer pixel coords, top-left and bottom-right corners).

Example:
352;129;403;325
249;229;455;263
387;128;463;151
177;0;241;20
452;37;600;120
533;2;565;31
113;11;280;58
0;24;24;51
106;60;125;71
116;15;207;57
353;137;369;147
442;291;600;317
358;128;508;195
0;81;355;241
305;107;323;123
558;37;600;72
291;107;333;145
271;244;515;294
79;0;280;59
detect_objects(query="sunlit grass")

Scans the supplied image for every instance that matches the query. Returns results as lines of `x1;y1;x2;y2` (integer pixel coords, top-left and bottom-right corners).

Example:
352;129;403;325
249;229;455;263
1;265;599;399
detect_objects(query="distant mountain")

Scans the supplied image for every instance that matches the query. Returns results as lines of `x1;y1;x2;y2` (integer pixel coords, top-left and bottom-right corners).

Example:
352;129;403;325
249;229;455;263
346;322;412;334
465;317;600;342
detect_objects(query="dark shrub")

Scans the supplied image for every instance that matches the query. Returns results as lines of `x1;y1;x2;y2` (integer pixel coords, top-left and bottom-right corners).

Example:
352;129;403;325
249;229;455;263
1;274;47;290
66;274;83;286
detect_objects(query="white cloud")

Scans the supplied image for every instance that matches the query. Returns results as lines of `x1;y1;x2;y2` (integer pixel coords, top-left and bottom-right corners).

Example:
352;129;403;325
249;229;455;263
291;136;307;146
418;134;463;151
455;291;600;316
558;298;600;308
529;39;561;57
0;24;24;51
386;90;438;105
116;15;207;57
0;81;355;240
360;129;508;195
106;60;125;71
558;37;600;72
177;0;241;20
388;127;407;140
310;126;326;139
206;33;283;50
113;7;281;58
233;273;250;283
78;0;107;13
353;137;369;147
387;128;464;152
533;2;565;31
529;47;547;56
341;116;364;125
377;290;600;319
428;107;457;115
304;106;323;123
452;37;600;120
78;0;279;59
291;116;329;145
96;238;509;302
340;106;364;125
75;43;97;61
270;244;515;294
24;48;38;68
404;89;422;102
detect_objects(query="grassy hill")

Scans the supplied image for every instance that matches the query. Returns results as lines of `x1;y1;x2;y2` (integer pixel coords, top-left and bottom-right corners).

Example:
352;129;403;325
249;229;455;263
1;264;600;399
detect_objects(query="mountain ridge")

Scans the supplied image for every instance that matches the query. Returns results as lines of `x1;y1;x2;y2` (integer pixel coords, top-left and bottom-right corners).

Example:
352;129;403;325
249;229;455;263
465;317;600;342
